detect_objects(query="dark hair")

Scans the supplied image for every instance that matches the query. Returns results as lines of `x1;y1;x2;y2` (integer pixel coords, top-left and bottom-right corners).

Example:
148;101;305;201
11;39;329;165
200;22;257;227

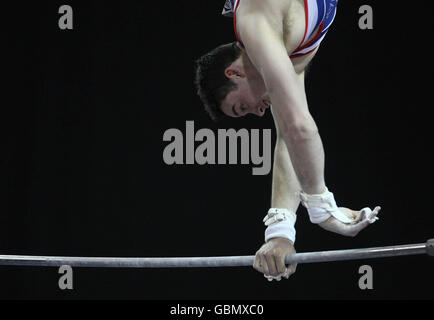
194;42;242;122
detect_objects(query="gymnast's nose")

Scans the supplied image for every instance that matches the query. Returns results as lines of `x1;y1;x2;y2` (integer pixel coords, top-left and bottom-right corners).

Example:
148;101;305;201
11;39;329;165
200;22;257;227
256;107;265;117
254;100;269;117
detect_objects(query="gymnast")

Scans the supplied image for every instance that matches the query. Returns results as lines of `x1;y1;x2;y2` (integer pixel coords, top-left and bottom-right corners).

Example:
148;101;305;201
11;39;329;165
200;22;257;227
194;0;380;281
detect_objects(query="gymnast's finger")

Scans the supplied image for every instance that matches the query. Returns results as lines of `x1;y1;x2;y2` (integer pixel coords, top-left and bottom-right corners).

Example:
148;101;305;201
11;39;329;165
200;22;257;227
275;251;287;275
264;252;278;276
254;252;270;276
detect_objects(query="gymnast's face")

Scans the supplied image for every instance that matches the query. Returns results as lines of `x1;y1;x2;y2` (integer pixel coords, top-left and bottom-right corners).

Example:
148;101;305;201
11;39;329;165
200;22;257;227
220;62;270;118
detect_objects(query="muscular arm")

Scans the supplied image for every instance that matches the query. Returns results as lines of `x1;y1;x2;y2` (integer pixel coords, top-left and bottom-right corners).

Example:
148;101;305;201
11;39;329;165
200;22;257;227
270;101;302;213
237;9;326;195
253;106;301;279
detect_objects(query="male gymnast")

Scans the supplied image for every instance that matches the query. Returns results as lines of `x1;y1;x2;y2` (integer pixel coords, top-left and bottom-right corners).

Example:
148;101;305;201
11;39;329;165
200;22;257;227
194;0;380;281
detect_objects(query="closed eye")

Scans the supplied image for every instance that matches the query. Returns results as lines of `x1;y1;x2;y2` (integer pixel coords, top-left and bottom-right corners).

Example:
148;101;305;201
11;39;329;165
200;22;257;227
232;105;239;117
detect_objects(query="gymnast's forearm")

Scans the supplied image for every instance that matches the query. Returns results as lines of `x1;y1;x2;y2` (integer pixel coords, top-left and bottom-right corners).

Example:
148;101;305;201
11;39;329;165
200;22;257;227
282;121;326;195
270;96;326;196
271;127;302;213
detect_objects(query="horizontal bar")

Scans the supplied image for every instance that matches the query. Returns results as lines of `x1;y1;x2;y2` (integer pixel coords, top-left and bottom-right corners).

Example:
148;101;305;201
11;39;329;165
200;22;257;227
0;240;432;269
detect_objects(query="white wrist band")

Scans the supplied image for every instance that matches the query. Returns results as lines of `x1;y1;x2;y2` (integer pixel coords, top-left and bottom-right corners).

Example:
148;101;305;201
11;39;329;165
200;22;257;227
300;188;354;224
299;188;379;225
263;208;296;244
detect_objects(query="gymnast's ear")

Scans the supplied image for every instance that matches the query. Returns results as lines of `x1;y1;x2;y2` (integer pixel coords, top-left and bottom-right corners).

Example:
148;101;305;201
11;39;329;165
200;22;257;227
224;66;245;79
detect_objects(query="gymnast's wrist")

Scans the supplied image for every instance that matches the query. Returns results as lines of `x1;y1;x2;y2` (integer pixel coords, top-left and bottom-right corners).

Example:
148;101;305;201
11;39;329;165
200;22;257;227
266;237;294;247
263;208;297;244
300;187;355;224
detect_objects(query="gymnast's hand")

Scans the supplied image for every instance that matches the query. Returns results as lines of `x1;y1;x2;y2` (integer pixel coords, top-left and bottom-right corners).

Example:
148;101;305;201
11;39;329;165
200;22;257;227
253;238;297;281
319;206;381;237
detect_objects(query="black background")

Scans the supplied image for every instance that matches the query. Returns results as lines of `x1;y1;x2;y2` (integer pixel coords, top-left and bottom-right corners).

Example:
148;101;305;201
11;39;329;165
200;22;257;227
2;1;433;299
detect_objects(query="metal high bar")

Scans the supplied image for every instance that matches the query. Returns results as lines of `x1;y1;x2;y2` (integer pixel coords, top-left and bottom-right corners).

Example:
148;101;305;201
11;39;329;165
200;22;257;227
0;239;432;269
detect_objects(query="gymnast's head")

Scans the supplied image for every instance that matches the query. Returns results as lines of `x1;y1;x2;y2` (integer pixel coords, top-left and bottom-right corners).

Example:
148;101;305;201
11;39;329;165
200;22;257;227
194;42;270;122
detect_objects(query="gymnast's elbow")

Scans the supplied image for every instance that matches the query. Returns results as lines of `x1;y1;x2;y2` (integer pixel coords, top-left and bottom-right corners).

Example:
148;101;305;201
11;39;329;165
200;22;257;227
281;116;319;141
